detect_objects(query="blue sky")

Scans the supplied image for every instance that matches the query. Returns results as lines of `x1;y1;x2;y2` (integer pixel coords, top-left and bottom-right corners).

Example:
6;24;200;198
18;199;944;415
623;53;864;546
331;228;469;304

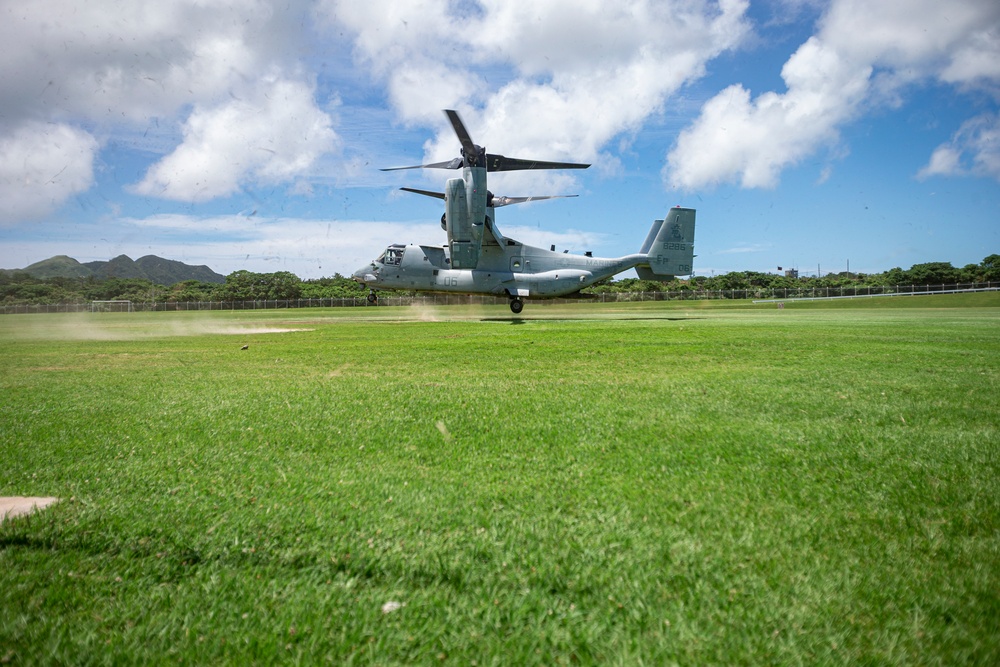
1;0;998;280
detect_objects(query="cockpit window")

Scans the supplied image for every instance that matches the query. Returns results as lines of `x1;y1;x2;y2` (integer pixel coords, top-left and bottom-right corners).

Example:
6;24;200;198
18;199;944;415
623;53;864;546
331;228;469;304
379;245;405;266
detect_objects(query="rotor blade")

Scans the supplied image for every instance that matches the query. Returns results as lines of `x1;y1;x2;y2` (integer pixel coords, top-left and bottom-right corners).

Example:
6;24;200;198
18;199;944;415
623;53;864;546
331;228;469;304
400;187;446;200
485;154;591;172
380;158;463;171
400;186;576;207
491;194;579;208
444;109;477;158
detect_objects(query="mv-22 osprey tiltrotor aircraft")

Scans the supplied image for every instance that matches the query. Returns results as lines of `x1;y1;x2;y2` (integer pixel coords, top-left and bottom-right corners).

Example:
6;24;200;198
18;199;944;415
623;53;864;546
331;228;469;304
352;110;696;314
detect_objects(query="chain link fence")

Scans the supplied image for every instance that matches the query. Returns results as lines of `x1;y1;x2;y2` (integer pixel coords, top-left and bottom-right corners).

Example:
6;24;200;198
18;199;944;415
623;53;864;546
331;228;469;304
2;283;997;315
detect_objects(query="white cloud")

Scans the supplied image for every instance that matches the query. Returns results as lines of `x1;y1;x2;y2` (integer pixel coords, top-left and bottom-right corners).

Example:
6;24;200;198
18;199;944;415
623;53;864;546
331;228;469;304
0;0;308;124
940;32;1000;85
0;122;98;224
385;61;485;124
322;0;751;174
918;113;1000;182
918;147;963;181
1;0;755;220
132;74;338;201
122;213;267;236
666;0;1000;190
0;0;338;215
718;242;772;254
501;225;606;254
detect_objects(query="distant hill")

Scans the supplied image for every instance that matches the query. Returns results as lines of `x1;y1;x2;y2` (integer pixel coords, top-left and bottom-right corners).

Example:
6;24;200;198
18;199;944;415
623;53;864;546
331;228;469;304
18;255;92;279
134;255;225;285
11;254;226;284
84;255;148;280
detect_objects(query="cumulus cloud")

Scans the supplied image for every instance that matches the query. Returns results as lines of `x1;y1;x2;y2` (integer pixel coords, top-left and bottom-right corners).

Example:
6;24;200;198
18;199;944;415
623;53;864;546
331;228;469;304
0;122;98;224
0;0;337;219
666;0;1000;190
918;113;1000;182
0;0;308;124
132;74;338;201
322;0;751;174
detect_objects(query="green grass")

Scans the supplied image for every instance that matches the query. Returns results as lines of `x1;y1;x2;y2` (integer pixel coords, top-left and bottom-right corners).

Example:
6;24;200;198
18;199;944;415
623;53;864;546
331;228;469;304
1;296;998;664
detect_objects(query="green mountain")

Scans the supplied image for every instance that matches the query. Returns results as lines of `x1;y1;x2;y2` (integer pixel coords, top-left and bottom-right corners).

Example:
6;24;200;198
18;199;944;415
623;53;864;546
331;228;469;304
20;255;93;279
13;254;226;284
85;255;147;280
135;255;225;285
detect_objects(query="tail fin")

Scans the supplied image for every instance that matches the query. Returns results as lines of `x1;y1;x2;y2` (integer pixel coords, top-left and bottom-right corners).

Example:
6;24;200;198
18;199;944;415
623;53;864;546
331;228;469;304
637;207;696;279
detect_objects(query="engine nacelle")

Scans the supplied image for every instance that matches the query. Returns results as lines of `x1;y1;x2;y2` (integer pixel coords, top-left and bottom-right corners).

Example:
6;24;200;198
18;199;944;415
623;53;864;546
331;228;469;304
444;177;466;241
444;173;486;269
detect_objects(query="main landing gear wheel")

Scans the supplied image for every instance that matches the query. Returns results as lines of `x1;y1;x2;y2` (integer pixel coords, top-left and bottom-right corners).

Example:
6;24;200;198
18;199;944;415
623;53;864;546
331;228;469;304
366;291;378;304
509;297;524;314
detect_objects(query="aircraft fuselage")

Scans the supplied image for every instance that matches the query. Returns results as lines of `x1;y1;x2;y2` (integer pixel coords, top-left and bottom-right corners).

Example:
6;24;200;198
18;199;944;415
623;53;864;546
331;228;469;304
353;236;647;299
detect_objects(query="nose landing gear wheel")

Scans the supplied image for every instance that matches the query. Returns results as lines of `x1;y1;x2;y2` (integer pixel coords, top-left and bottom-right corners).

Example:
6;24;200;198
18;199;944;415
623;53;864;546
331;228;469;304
509;297;524;314
366;291;378;304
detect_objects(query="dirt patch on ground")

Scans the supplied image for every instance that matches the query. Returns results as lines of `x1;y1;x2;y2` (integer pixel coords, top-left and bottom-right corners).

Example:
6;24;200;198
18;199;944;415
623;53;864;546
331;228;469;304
223;327;314;334
0;497;59;523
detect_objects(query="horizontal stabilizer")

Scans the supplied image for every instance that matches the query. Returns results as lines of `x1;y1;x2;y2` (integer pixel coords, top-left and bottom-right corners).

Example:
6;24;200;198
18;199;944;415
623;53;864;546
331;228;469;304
635;266;670;282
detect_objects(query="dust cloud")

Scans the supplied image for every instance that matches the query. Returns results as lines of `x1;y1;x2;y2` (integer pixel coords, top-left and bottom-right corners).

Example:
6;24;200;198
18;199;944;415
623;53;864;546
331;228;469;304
1;314;311;341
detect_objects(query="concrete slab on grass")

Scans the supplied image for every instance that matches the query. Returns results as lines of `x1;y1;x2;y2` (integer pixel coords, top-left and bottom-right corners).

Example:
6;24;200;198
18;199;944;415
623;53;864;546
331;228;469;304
0;497;59;523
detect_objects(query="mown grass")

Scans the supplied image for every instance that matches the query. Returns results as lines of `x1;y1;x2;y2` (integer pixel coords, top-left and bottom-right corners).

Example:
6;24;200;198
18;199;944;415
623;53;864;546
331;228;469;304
1;296;998;664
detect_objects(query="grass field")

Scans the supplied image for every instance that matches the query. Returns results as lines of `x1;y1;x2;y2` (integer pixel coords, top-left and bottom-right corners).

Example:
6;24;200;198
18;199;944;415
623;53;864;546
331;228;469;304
1;295;998;664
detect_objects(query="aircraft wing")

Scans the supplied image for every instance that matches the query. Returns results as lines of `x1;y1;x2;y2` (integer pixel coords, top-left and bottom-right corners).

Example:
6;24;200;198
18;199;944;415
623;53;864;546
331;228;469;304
400;187;445;200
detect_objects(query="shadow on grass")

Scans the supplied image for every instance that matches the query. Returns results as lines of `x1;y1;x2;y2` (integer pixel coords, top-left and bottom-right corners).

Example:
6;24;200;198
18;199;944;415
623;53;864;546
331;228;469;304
480;317;702;323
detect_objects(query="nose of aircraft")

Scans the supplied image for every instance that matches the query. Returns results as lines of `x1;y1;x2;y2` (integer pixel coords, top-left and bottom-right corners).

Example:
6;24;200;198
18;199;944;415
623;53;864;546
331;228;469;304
352;264;377;285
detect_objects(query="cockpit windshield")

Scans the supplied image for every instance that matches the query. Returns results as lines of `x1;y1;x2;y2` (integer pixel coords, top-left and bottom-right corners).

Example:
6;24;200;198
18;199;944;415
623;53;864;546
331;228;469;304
378;245;405;266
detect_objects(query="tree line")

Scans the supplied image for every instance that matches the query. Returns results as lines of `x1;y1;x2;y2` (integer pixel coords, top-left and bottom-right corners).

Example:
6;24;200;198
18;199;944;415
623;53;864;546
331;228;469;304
2;256;997;305
592;255;1000;293
0;271;366;305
